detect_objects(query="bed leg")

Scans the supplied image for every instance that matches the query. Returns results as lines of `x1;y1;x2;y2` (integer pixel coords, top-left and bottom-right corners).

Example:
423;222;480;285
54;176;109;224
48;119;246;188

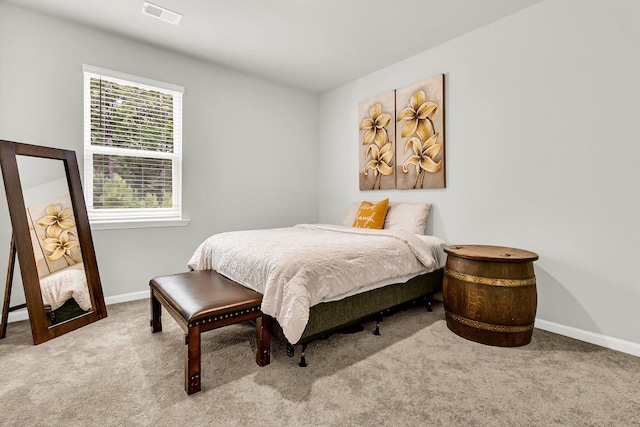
373;313;383;336
299;343;308;367
426;296;433;312
286;342;295;357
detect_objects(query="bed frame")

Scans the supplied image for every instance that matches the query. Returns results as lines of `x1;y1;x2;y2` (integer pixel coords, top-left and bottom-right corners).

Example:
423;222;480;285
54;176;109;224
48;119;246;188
282;268;444;365
44;299;91;325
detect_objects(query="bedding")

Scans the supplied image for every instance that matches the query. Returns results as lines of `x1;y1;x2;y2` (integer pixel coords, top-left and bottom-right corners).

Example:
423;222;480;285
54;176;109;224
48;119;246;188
39;263;91;312
343;201;432;234
187;224;446;344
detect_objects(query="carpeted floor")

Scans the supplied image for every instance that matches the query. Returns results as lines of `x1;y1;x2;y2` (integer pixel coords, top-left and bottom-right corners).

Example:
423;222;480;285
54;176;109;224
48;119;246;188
1;299;639;426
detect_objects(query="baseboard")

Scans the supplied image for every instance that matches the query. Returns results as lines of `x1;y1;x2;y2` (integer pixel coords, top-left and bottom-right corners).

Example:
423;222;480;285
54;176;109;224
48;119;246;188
104;290;149;305
5;290;149;323
6;310;29;323
535;318;640;358
5;295;639;358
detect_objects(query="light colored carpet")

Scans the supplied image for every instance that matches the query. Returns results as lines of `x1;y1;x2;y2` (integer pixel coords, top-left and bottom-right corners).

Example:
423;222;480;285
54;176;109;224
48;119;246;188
1;299;639;426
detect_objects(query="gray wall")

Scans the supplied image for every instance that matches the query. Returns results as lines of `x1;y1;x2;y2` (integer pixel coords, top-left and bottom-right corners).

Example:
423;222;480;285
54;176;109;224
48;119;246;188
318;0;640;346
2;0;639;350
0;3;319;303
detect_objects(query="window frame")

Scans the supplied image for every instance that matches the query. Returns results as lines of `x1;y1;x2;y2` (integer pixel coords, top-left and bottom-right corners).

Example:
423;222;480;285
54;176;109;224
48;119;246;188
82;65;188;229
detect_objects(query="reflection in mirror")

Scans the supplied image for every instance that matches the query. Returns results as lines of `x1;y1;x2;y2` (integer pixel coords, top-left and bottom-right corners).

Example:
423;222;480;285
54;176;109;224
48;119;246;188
0;140;106;345
17;156;92;325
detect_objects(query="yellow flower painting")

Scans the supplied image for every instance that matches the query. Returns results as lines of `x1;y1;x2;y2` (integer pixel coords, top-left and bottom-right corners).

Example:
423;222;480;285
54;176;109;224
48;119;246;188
42;230;80;262
360;103;393;147
36;205;76;238
27;195;83;277
397;91;439;141
403;134;443;188
358;90;396;190
395;74;445;189
363;141;395;189
37;204;81;265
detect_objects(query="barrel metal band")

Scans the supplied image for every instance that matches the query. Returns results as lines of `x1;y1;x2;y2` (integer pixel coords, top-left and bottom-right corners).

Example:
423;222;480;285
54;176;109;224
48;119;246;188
444;268;536;287
446;311;534;333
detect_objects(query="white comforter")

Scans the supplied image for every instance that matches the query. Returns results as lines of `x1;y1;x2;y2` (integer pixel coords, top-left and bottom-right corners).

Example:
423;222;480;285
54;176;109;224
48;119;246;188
39;263;91;311
187;224;446;344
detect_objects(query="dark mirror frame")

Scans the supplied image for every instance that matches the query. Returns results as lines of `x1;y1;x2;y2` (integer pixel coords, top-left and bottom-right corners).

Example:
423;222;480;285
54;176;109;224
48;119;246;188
0;140;107;344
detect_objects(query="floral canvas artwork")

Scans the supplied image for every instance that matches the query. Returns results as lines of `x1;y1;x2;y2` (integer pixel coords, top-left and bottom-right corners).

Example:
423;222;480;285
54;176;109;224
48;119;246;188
358;74;445;191
358;90;396;190
26;195;82;278
395;74;445;189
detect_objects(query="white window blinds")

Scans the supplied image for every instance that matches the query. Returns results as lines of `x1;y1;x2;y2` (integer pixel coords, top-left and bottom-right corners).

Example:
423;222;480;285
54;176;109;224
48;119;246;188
83;65;184;223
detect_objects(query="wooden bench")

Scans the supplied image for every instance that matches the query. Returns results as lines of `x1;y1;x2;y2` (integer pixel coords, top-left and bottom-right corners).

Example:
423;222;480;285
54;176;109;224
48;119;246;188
150;270;271;394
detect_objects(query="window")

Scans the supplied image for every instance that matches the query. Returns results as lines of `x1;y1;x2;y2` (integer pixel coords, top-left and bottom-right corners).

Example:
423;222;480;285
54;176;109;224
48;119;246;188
83;65;186;228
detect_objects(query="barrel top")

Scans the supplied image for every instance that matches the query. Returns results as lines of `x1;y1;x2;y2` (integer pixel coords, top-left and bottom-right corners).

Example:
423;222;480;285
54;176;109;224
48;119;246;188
444;245;538;262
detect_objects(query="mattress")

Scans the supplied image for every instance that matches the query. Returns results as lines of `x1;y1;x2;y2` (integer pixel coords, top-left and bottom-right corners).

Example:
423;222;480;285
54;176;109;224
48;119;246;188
187;224;446;344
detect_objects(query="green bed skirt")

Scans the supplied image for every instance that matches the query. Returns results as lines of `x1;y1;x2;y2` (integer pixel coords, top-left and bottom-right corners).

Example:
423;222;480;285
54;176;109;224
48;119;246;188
296;268;444;344
51;298;91;324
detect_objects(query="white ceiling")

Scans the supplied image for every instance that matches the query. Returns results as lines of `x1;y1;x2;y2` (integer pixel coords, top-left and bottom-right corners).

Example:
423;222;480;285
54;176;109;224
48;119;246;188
4;0;543;92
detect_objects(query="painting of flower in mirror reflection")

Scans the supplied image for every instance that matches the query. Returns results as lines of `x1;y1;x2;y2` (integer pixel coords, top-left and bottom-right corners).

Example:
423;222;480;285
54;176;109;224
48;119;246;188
359;90;396;190
26;195;82;278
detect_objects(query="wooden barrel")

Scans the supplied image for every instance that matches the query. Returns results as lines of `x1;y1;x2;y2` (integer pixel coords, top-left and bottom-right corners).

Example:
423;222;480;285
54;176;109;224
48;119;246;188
442;245;538;347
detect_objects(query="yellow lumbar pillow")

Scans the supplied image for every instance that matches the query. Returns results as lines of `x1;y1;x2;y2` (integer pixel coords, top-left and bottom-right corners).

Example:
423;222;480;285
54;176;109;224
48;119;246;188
352;199;389;229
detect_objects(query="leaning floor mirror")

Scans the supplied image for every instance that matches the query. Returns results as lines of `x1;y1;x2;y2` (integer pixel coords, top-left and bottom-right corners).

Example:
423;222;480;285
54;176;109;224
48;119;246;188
0;140;107;344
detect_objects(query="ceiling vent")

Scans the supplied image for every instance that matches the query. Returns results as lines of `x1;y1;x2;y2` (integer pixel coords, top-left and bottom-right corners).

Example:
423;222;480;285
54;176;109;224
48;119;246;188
141;2;182;25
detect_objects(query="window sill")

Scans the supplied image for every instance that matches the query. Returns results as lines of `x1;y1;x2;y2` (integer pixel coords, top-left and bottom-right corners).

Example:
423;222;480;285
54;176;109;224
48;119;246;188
90;218;190;231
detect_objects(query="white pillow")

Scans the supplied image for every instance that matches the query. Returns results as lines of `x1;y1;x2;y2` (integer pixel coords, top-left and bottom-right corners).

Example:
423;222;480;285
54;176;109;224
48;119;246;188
343;201;431;234
342;202;361;227
384;202;431;234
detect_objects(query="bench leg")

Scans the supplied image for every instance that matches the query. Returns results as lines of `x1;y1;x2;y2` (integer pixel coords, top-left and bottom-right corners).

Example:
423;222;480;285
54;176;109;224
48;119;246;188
185;326;201;394
150;289;162;333
256;314;271;367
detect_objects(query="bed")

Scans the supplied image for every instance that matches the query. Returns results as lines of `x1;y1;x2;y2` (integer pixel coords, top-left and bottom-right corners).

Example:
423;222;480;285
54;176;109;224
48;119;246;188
187;201;446;361
39;263;92;324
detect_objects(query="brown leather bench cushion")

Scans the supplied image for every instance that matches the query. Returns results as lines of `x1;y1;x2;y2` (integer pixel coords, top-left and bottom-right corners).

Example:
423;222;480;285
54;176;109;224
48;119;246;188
150;270;262;326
